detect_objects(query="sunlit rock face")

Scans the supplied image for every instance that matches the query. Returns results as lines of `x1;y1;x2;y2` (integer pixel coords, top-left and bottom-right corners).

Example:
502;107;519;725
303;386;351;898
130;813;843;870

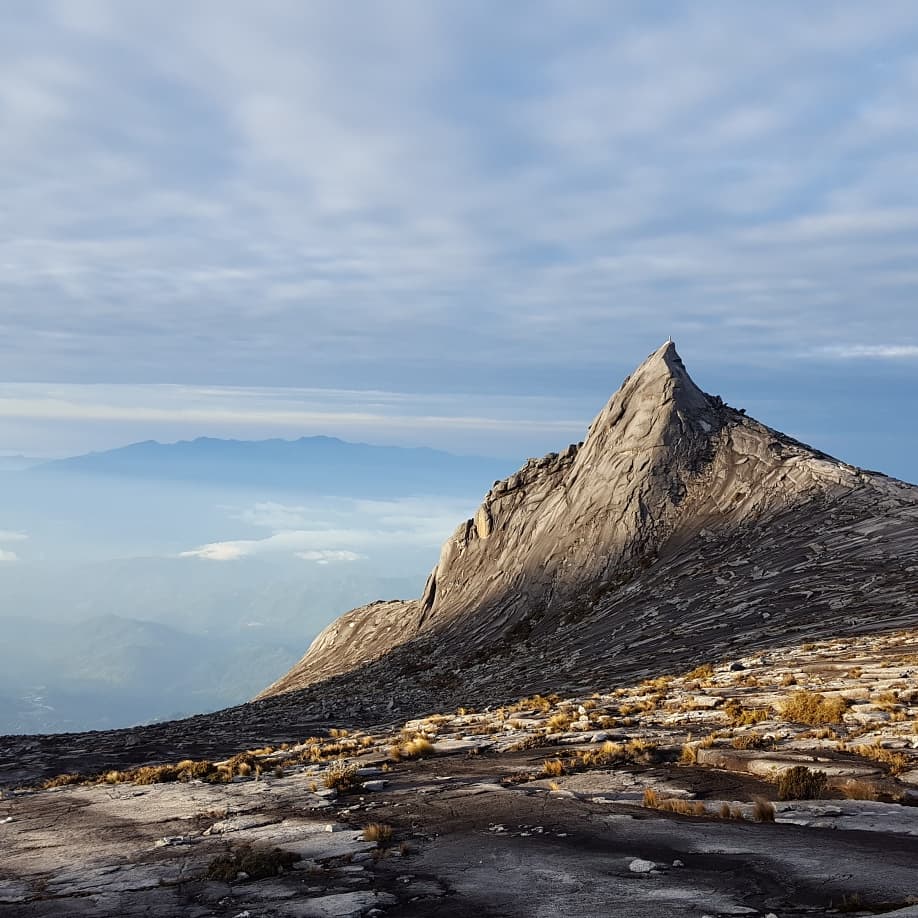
261;342;917;700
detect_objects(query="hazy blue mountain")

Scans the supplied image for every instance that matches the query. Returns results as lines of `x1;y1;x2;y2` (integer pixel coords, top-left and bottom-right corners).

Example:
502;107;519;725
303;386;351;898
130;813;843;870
35;436;514;497
0;611;301;734
0;455;42;471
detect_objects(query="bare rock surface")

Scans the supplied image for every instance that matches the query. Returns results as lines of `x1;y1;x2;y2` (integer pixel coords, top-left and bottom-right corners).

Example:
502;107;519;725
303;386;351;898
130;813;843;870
3;631;918;915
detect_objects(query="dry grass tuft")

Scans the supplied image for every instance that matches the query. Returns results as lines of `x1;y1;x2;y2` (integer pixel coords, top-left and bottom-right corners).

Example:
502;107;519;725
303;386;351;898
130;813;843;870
545;712;575;733
362;822;394;845
725;700;773;726
732;733;774;750
657;799;706;817
390;735;436;761
541;758;565;778
205;844;299;882
850;741;909;775
752;797;775;822
840;779;877;800
42;773;85;789
685;663;714;681
779;691;848;726
323;762;362;793
777;765;827;800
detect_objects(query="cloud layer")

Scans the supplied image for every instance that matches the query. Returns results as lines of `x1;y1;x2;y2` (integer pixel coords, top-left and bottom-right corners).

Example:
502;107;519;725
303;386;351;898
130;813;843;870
2;2;917;389
181;496;470;562
1;3;917;479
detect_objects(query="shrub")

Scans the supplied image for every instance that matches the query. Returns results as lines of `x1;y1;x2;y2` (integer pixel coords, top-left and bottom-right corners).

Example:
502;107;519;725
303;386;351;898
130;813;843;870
732;733;774;750
642;788;660;808
545;712;574;733
362;822;393;845
752;797;775;822
686;663;714;680
724;699;772;725
390;735;435;761
656;798;706;817
323;762;362;793
205;844;299;882
851;742;909;775
42;772;85;789
777;766;827;800
507;734;552;752
840;779;876;800
780;692;848;726
541;759;565;778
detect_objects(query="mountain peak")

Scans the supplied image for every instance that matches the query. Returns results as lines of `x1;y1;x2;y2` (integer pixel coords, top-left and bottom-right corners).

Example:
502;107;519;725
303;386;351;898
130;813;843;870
581;340;713;466
612;339;709;411
261;344;885;697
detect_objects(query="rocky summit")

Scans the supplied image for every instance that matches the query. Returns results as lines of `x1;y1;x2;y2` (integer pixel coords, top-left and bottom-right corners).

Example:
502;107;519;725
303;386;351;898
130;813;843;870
2;342;918;918
263;341;918;704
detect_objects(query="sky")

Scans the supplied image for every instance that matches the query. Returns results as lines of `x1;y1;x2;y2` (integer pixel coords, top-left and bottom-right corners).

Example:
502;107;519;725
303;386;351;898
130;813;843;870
1;1;918;480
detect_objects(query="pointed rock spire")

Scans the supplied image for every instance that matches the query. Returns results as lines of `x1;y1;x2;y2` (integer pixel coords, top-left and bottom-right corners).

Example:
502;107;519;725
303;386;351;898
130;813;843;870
262;344;870;697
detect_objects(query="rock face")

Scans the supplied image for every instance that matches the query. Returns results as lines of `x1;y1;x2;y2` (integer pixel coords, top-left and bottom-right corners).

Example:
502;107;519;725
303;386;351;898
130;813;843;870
261;342;916;699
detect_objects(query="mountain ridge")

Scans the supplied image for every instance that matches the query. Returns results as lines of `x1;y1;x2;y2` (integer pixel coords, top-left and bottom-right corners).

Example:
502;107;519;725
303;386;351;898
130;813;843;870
261;341;915;699
31;434;514;498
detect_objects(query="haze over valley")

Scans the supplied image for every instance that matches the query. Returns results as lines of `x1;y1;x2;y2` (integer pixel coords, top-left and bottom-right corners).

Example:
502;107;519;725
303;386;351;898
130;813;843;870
0;438;512;733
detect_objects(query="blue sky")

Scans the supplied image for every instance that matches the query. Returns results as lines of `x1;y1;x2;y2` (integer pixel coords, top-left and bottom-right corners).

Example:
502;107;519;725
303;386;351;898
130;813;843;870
1;1;917;480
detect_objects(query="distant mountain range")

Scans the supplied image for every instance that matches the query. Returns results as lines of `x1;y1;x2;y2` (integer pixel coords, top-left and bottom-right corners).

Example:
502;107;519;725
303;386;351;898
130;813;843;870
0;611;299;734
0;454;43;471
34;436;514;497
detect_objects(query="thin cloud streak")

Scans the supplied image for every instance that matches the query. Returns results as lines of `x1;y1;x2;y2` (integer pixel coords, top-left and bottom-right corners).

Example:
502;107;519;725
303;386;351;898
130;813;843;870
816;345;918;360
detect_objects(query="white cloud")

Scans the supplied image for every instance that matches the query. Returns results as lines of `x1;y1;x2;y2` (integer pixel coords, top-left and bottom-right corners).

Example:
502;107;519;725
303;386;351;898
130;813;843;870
295;550;362;564
817;345;918;360
181;493;476;562
0;549;19;562
0;530;28;542
180;540;255;561
0;0;917;442
234;502;310;530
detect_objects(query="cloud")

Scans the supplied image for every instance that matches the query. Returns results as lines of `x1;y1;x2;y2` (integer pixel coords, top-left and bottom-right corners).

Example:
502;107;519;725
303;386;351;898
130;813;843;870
0;530;28;542
1;1;917;479
0;0;918;396
817;345;918;360
180;541;252;561
180;493;474;561
181;525;434;561
295;550;362;564
0;549;19;562
233;502;310;530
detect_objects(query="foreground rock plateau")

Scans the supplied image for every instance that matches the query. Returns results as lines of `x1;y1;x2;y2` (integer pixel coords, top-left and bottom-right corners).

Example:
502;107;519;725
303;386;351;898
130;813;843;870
2;342;917;916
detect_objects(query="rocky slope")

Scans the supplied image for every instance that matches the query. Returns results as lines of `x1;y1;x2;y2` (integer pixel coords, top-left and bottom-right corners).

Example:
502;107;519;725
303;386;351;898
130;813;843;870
4;630;918;917
262;341;918;699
